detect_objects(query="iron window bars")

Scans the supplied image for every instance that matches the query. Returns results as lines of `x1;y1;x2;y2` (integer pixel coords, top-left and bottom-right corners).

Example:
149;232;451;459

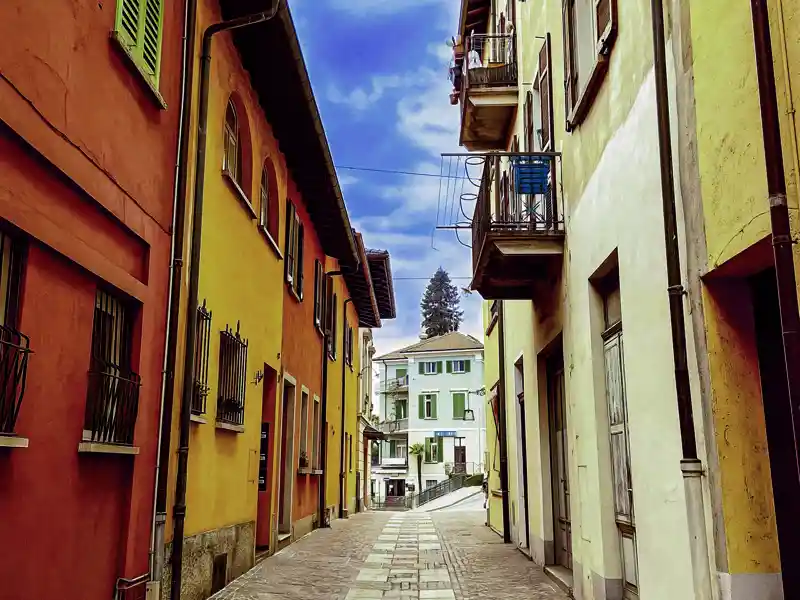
217;322;248;426
0;230;30;436
192;301;212;415
84;289;141;445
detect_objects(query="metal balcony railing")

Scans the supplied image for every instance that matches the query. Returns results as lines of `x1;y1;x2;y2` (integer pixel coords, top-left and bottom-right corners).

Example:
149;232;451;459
84;369;142;445
404;474;468;509
380;418;408;434
471;152;563;268
381;374;408;392
463;34;517;89
0;326;31;436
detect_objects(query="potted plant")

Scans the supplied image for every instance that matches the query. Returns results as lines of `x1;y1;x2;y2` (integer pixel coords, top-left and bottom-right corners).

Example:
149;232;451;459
409;443;425;495
298;450;309;470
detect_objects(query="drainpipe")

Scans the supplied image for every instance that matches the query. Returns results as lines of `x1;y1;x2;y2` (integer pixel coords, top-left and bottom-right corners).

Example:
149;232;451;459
170;4;282;600
339;298;354;518
750;1;800;593
496;301;511;543
150;0;197;586
649;0;712;598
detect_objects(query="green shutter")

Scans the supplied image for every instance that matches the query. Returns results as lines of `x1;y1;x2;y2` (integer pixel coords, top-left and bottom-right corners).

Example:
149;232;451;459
431;395;438;419
419;362;425;375
437;437;444;463
453;393;465;419
114;0;164;85
397;368;407;379
424;438;432;462
389;440;396;457
437;361;443;374
446;361;452;373
465;360;471;373
419;395;425;419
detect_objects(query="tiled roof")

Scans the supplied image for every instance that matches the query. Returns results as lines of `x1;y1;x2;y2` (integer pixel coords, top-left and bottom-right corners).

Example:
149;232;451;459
375;331;483;361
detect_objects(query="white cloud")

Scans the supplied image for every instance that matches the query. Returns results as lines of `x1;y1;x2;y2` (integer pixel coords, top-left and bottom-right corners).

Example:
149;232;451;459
338;173;359;186
327;73;417;111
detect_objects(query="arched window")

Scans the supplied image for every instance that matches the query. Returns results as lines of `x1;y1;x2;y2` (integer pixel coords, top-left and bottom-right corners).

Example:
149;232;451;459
223;99;242;186
260;159;279;241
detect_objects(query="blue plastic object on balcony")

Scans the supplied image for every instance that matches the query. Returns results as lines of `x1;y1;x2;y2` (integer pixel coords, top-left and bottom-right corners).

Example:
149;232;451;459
512;156;551;195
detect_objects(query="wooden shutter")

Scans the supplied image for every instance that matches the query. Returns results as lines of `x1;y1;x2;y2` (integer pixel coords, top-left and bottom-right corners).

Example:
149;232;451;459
562;0;578;126
595;0;618;53
465;360;471;373
524;92;535;152
424;438;432;462
296;224;305;299
446;361;452;373
453;393;465;419
437;437;444;463
284;202;294;283
419;395;425;419
604;332;633;524
436;361;443;374
141;0;163;76
116;0;141;47
538;35;554;151
431;395;438;419
419;362;425;375
331;294;338;358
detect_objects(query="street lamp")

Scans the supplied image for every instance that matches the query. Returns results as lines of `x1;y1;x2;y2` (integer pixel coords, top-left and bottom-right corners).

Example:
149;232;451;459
464;386;485;421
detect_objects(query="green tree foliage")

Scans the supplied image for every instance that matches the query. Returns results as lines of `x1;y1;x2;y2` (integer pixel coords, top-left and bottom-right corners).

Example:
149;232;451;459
420;267;463;337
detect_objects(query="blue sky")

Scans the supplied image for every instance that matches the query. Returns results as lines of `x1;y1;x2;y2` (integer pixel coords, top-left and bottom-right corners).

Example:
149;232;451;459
291;0;483;359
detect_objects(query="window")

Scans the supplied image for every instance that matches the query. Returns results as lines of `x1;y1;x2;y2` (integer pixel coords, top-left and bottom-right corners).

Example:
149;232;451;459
424;437;443;463
327;292;338;360
447;360;470;374
312;396;321;469
420;361;441;375
313;261;324;329
487;299;500;335
419;393;437;420
191;300;212;415
284;201;304;299
0;230;30;436
345;325;354;367
452;392;467;419
394;398;407;419
396;368;407;379
84;289;141;445
113;0;164;89
259;161;279;243
223;100;242;186
563;0;618;129
217;322;248;427
300;390;309;460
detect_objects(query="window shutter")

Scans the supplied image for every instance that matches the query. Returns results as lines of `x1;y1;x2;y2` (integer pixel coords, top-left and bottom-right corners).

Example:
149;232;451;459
284;202;294;283
465;360;471;373
296;224;305;299
141;0;163;77
453;393;465;419
419;362;425;375
419;395;425;419
595;0;618;54
431;395;438;419
425;438;432;462
538;35;554;152
525;91;535;152
437;437;444;463
116;0;141;48
437;361;443;374
313;260;320;325
563;0;577;127
446;361;452;373
390;440;396;456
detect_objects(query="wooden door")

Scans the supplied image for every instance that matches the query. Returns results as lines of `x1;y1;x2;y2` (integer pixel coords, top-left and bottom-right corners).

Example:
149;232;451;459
548;357;572;569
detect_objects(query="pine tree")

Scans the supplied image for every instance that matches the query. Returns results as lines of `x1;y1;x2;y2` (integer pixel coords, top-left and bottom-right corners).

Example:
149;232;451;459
420;267;463;337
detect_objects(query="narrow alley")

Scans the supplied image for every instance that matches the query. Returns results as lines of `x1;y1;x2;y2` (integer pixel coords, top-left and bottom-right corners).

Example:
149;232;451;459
211;509;566;600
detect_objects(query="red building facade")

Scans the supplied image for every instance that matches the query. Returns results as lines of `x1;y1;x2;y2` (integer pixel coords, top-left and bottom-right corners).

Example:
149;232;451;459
0;1;183;599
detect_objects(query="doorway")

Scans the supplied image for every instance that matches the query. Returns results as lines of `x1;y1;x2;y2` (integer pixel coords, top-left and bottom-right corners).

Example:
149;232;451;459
514;358;530;551
256;365;278;549
454;438;467;473
547;353;571;570
278;378;296;535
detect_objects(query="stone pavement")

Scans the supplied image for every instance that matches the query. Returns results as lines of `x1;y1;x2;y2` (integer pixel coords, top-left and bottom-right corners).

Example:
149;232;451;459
210;509;567;600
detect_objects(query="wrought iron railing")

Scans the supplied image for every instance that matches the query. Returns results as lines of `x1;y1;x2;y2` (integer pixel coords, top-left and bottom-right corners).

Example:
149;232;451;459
84;369;142;445
192;301;212;415
380;418;409;434
381;374;408;392
471;153;563;267
0;326;31;435
404;473;468;509
445;461;484;476
462;33;517;91
115;574;148;600
217;322;248;426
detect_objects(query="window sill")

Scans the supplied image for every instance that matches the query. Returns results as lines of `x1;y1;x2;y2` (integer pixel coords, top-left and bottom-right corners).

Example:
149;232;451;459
110;32;167;110
566;54;610;131
0;435;29;448
190;414;207;425
452;371;466;375
258;225;283;260
78;441;140;455
216;421;245;433
223;170;257;219
298;467;313;475
287;283;303;303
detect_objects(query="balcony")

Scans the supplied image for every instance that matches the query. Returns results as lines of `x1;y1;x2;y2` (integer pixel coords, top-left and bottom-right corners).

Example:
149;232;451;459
0;326;31;437
469;152;565;300
381;374;408;393
451;34;518;151
380;418;409;434
380;456;408;469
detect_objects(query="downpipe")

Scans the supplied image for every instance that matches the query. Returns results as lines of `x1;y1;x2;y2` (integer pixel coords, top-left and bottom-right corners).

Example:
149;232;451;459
339;298;353;519
170;4;282;600
650;0;712;598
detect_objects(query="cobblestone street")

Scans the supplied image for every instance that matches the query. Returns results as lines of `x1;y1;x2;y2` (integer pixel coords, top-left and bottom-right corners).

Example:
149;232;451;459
211;507;567;600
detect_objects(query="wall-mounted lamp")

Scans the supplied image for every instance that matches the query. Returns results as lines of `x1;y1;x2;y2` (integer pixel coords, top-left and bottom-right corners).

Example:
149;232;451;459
253;370;264;386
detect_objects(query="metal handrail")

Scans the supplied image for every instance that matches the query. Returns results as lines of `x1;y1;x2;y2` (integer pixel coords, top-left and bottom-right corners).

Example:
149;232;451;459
404;473;468;509
0;326;32;435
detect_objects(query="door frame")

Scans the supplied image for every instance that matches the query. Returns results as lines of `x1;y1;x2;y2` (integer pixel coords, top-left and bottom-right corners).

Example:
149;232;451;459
547;350;572;570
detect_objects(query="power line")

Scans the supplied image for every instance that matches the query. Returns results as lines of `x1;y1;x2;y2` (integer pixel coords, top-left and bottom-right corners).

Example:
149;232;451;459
335;165;469;180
